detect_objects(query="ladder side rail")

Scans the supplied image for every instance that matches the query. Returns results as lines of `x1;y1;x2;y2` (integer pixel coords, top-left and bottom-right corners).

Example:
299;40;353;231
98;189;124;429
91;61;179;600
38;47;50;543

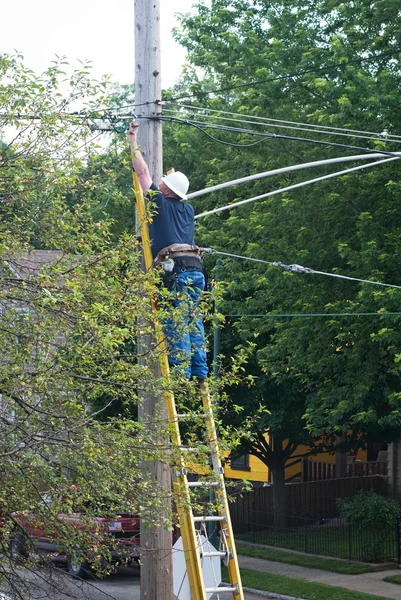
199;383;244;600
133;172;206;600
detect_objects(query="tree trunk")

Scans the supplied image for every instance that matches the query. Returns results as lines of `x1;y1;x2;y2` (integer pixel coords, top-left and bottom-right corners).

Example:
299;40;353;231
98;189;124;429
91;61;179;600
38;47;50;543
270;464;288;527
270;437;288;527
335;435;347;478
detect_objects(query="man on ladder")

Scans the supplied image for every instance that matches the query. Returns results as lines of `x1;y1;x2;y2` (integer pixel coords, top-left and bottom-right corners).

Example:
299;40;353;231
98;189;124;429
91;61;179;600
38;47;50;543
128;122;208;381
129;122;243;600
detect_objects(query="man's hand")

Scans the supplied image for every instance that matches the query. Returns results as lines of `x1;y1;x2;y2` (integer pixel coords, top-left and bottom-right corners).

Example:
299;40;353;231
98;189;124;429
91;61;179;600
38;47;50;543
128;122;139;149
128;121;152;191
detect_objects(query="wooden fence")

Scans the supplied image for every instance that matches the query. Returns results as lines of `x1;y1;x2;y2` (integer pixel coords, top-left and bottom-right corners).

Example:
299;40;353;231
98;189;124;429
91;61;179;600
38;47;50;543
302;459;387;482
229;474;389;523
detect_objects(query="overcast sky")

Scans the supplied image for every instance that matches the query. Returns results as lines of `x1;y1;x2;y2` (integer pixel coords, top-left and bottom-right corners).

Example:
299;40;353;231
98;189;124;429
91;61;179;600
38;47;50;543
1;0;195;88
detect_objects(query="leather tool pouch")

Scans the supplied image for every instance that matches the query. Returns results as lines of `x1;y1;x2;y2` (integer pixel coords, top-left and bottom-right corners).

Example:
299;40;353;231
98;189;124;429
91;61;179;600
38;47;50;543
162;271;177;292
160;256;205;292
160;259;177;292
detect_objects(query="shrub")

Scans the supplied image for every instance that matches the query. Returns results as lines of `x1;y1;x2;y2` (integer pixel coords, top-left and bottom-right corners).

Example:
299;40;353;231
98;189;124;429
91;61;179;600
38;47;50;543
337;490;401;528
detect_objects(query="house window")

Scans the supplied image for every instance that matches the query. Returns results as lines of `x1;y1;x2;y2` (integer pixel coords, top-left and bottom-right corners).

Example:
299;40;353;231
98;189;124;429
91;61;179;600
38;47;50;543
231;454;250;471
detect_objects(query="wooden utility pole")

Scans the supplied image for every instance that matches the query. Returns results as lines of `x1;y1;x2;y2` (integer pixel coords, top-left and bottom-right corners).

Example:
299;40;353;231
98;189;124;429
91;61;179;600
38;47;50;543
134;1;173;599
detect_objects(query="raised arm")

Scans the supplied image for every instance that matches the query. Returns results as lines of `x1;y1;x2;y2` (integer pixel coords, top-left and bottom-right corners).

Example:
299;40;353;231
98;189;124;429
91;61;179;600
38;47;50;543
127;122;152;192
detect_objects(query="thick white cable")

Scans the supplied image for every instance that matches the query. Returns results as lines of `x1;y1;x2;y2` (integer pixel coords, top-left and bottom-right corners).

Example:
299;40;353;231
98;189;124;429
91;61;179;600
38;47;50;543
188;153;401;201
163;107;401;145
195;156;399;219
172;103;401;141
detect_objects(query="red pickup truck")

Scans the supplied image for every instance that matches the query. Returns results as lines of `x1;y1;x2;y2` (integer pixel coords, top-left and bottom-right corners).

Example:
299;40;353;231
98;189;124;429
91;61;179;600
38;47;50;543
10;509;140;579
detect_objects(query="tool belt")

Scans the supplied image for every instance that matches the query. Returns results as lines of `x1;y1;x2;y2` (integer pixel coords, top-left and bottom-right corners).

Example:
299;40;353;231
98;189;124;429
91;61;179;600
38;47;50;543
156;244;205;291
154;243;203;266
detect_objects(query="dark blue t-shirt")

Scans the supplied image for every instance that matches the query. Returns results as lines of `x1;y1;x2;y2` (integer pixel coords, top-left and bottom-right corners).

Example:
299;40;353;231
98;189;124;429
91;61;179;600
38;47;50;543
147;183;195;258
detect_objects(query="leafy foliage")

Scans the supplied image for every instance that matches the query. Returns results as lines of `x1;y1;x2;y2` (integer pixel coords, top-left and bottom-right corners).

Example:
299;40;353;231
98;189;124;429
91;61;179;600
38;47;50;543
166;0;401;467
337;490;401;528
0;53;172;595
0;53;246;597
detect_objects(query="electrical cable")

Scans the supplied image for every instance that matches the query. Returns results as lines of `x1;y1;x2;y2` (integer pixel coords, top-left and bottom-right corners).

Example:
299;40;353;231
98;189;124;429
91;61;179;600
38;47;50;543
160;115;272;147
293;265;401;290
188;153;399;200
195;156;399;217
166;48;401;102
162;106;401;146
224;312;401;318
166;103;401;142
5;105;401;159
101;100;157;111
159;115;401;157
0;107;152;122
208;248;401;291
208;250;277;266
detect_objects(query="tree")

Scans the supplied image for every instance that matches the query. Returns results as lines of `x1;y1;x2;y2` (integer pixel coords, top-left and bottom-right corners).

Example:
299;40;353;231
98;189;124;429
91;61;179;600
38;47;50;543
0;53;249;599
62;83;139;242
155;0;401;508
217;333;324;515
0;54;196;599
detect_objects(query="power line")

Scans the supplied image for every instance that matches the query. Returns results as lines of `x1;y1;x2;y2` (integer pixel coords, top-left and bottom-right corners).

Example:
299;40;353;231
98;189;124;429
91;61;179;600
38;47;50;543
160;115;273;147
166;48;401;102
209;250;275;265
162;106;401;146
208;248;401;291
0;103;154;121
281;263;401;290
225;312;401;318
166;103;401;142
5;106;401;159
160;115;401;157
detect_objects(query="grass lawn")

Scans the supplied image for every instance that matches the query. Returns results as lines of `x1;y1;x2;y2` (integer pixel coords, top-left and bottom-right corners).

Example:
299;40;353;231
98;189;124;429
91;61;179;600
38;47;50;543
383;575;401;585
224;567;394;600
236;543;376;574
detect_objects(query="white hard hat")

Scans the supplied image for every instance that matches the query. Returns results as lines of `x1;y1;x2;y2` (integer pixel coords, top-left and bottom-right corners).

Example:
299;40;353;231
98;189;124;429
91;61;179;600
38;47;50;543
161;171;189;200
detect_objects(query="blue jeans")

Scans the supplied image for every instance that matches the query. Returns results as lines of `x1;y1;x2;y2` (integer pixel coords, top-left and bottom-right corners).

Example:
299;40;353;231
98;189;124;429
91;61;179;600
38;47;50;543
163;269;208;379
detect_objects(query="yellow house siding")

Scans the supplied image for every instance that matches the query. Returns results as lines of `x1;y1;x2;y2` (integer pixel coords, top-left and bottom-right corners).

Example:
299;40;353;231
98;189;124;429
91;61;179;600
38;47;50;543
224;439;368;483
225;453;268;482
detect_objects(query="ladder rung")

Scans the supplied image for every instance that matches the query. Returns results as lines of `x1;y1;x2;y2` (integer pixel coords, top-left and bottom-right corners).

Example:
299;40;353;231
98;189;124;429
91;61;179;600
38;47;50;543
193;515;225;522
179;446;211;452
176;413;203;419
205;587;237;593
188;481;219;488
201;550;227;558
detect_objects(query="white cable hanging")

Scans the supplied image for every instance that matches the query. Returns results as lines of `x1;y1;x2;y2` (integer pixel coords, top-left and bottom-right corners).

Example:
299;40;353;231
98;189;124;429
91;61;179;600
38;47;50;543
188;153;401;201
194;156;399;219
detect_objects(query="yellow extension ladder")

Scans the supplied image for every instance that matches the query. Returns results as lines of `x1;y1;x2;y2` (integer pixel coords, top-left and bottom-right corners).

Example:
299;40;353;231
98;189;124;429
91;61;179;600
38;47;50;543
133;171;244;600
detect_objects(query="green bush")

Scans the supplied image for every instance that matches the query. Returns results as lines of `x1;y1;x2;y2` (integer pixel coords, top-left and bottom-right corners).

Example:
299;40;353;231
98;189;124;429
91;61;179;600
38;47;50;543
337;491;401;528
